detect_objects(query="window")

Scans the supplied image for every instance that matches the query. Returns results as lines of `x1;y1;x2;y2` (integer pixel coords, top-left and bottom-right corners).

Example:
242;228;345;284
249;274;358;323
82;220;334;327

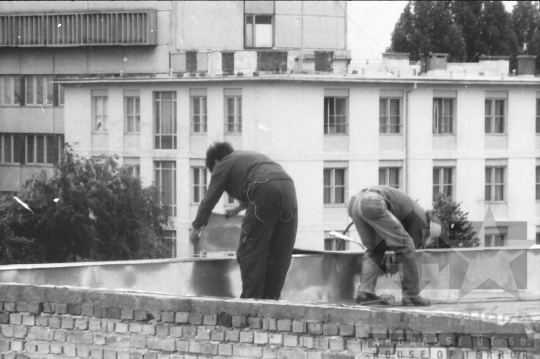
25;76;54;106
55;82;65;106
324;97;347;134
126;165;140;177
125;97;140;134
379;167;401;189
56;134;65;163
433;98;454;134
161;230;177;258
324;237;349;251
485;227;507;247
25;135;55;164
225;95;242;133
92;96;108;132
155;161;176;217
0;134;21;163
379;98;401;134
485;167;505;202
315;51;334;72
192;167;208;203
536;232;540;245
191;95;207;133
433;167;454;201
0;76;21;105
222;52;235;74
536;98;540;133
485;99;505;134
324;168;346;205
536;166;540;201
245;15;273;48
154;92;177;149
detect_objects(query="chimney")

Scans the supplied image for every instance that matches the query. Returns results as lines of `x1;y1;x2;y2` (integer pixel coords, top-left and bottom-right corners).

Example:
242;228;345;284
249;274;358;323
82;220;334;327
420;53;448;73
516;55;536;76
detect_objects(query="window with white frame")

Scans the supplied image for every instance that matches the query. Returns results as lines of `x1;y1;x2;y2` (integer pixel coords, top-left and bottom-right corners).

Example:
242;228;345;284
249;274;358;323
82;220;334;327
536;166;540;201
92;94;108;132
125;96;140;134
124;158;140;177
191;90;207;133
154;92;177;149
324;96;348;134
536;98;540;134
324;168;346;205
161;230;177;258
245;15;273;48
485;99;505;134
536;231;540;245
0;76;21;105
433;98;454;134
379;98;401;134
485;166;505;202
379;167;401;189
324;231;349;251
225;90;242;133
484;227;507;247
25;76;54;106
155;161;176;217
433;167;454;202
192;167;208;203
25;135;54;164
0;134;21;163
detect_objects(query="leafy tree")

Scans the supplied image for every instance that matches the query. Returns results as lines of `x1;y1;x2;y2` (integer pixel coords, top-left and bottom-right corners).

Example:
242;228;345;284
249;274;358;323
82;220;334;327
511;1;540;72
390;1;467;62
0;147;171;264
451;1;484;61
430;194;480;248
477;1;519;57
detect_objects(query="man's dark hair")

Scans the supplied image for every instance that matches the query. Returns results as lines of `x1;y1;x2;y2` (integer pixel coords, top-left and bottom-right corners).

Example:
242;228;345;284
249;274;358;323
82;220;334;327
206;142;234;172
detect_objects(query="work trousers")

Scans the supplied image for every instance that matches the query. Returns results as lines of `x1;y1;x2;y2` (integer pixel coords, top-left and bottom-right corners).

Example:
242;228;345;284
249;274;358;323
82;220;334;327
237;179;298;300
349;190;420;299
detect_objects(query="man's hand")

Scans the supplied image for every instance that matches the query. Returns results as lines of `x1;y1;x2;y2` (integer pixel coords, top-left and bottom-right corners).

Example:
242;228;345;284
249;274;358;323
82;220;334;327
225;203;247;219
189;228;202;244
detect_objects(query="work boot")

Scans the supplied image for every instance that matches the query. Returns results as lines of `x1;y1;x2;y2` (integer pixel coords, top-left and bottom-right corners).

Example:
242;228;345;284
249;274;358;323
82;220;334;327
402;296;431;307
356;290;380;304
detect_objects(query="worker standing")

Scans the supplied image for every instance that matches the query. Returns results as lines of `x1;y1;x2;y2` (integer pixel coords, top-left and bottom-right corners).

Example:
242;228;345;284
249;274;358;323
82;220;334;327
190;142;298;300
348;186;440;306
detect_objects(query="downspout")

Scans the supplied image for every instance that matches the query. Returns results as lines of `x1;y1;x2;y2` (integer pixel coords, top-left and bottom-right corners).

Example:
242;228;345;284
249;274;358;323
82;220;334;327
405;82;417;193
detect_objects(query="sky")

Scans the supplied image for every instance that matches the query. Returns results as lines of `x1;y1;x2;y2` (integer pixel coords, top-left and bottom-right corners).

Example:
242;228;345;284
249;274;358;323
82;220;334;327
347;1;518;64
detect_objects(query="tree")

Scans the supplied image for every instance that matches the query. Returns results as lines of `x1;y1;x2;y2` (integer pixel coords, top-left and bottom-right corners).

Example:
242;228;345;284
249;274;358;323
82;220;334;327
511;1;540;72
430;194;480;248
451;1;484;61
477;1;519;57
0;147;171;264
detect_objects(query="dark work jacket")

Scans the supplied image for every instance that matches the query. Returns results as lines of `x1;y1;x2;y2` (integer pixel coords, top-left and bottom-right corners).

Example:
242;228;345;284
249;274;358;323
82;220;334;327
367;185;429;248
192;151;292;229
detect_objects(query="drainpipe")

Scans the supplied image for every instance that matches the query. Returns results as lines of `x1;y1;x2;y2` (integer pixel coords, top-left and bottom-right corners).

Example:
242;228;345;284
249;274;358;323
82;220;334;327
404;82;417;193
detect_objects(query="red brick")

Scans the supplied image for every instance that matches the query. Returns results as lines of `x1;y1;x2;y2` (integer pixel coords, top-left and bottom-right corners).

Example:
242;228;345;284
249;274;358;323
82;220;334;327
277;319;292;332
189;341;219;356
196;327;212;341
64;344;77;356
181;326;197;338
268;333;283;345
22;314;35;326
129;323;142;333
4;302;17;312
55;303;68;315
354;324;370;339
188;313;203;325
67;332;94;344
36;316;48;327
211;328;225;341
42;302;55;314
423;332;439;345
16;301;28;312
439;333;458;346
300;336;314;349
81;304;94;317
13;326;28;339
284;334;299;347
457;335;473;348
27;303;43;314
91;347;104;359
142;324;156;335
218;312;232;327
307;353;322;359
345;339;362;353
176;339;189;352
76;318;89;330
10;340;24;352
203;314;218;326
263;318;277;331
148;311;161;321
50;342;63;354
217;343;232;356
28;327;54;341
61;318;75;330
104;349;116;359
54;329;66;342
37;342;50;354
292;320;306;333
472;336;490;350
339;324;355;337
321;353;354;359
254;332;269;344
129;335;147;349
239;331;254;343
329;337;345;351
9;313;22;325
170;326;183;338
322;323;339;336
226;329;240;342
116;323;129;334
148;337;176;352
77;346;90;358
232;315;247;328
2;326;14;337
175;312;189;324
67;304;81;315
263;346;278;359
307;322;322;335
95;307;107;318
391;328;407;343
120;309;133;320
134;310;148;321
89;319;102;331
0;312;9;324
143;353;157;359
232;344;263;358
247;317;262;329
0;338;10;352
108;308;121;320
277;348;307;359
162;311;175;323
94;333;107;346
314;337;329;350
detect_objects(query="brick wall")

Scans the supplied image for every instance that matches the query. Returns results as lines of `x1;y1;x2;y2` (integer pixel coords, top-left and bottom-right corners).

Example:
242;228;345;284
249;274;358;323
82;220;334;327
0;284;538;359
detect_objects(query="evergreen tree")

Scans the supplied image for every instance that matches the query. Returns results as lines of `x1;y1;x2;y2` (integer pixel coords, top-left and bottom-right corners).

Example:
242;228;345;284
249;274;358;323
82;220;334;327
511;1;540;72
430;194;480;248
477;1;519;56
451;1;484;61
0;147;171;264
